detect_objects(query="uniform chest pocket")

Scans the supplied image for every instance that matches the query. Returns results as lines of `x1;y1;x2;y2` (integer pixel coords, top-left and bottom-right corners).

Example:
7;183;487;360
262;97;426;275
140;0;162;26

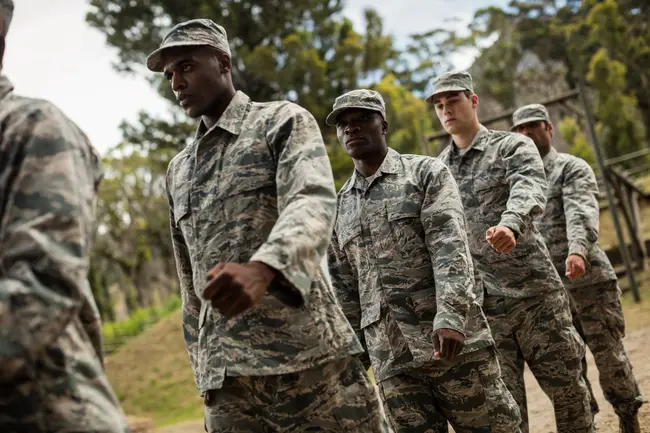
473;176;507;193
216;162;276;199
472;177;509;216
336;214;361;249
386;202;424;258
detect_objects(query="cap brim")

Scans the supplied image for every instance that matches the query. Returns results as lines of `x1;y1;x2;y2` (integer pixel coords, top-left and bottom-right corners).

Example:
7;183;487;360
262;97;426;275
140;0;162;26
510;116;548;130
424;85;469;103
325;106;384;126
146;41;210;72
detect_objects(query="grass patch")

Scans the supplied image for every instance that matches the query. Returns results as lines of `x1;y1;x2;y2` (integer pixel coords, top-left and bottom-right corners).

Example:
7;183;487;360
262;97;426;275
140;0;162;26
105;309;204;427
103;295;182;354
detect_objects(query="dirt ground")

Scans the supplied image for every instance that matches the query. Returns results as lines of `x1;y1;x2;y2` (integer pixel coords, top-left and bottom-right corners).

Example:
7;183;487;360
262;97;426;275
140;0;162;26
154;327;650;433
526;326;650;433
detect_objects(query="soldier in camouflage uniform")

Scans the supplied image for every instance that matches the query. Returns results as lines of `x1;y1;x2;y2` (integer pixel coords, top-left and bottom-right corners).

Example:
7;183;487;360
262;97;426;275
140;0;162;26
147;19;389;432
427;71;595;433
0;1;130;432
512;103;644;433
326;89;521;433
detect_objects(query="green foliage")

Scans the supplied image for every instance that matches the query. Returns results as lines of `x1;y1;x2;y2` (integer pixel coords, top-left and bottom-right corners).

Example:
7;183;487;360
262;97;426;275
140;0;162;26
84;0;650;323
102;295;182;353
558;116;595;166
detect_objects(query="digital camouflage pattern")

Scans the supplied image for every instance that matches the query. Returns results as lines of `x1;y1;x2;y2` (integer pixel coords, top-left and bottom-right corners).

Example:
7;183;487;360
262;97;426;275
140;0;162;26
328;147;494;382
325;89;386;126
204;356;390;432
425;70;474;103
536;148;617;288
0;75;129;432
569;296;601;418
570;281;643;418
482;289;593;433
438;125;564;298
379;348;521;433
511;103;550;130
438;125;595;432
536;147;643;417
146;18;232;72
166;90;364;394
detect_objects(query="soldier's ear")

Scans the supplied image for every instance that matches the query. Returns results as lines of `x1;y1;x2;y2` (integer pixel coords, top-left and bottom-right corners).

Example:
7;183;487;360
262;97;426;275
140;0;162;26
382;120;388;136
218;53;232;74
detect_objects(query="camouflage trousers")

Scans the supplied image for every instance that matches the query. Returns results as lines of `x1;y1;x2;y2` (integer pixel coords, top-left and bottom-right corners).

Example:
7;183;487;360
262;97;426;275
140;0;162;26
568;280;644;418
203;356;390;432
483;288;594;433
569;295;600;418
377;347;522;433
0;365;130;433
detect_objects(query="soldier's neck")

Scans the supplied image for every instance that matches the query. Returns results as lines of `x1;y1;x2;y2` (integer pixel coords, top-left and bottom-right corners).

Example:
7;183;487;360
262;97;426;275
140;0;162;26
452;122;481;150
354;148;388;178
201;88;237;131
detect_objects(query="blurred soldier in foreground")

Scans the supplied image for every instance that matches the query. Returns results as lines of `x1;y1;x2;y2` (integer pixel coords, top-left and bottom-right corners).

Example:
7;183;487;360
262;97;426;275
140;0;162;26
326;89;521;432
147;19;389;432
0;1;129;432
428;70;594;433
512;103;644;433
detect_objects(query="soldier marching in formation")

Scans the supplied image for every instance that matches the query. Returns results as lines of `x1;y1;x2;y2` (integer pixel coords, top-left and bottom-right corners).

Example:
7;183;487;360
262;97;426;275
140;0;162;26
512;103;643;432
1;6;644;433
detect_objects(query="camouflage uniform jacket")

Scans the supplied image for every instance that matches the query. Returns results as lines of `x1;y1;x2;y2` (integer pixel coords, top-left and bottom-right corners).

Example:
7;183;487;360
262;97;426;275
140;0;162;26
328;148;494;383
438;125;563;298
166;91;363;394
536;148;617;289
0;75;128;431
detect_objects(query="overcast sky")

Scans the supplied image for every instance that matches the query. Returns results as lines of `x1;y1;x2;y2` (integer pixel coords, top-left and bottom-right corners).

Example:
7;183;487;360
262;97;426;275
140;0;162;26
3;0;507;154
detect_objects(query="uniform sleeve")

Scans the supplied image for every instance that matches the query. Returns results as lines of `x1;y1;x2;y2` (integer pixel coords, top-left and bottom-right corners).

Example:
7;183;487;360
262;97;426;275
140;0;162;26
166;170;201;389
250;104;337;307
562;159;600;260
421;160;474;335
0;114;95;378
327;230;370;369
498;135;548;237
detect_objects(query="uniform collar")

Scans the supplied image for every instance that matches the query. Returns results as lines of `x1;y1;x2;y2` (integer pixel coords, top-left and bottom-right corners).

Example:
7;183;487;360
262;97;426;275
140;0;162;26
542;147;558;165
195;90;251;139
451;124;489;154
341;147;401;193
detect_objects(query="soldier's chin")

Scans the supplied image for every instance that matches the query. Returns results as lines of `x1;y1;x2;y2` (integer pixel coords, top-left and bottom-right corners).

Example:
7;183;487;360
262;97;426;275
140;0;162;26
444;122;463;135
184;105;203;119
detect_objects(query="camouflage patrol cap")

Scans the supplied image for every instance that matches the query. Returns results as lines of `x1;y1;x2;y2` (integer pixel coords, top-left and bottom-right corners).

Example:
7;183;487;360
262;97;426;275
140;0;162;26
511;103;550;130
146;18;231;72
0;0;14;39
425;70;474;103
326;89;386;126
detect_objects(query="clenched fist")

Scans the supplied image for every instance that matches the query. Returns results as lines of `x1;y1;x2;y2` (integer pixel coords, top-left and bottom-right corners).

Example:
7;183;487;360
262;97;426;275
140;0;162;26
486;226;516;253
203;262;277;317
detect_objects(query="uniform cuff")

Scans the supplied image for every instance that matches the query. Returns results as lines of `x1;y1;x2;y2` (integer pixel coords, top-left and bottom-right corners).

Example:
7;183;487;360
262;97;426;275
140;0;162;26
498;215;524;239
249;255;306;308
433;313;466;336
568;243;589;262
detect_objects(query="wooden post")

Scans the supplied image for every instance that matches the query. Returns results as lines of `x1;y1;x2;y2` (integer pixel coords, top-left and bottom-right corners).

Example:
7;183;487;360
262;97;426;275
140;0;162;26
576;77;641;303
